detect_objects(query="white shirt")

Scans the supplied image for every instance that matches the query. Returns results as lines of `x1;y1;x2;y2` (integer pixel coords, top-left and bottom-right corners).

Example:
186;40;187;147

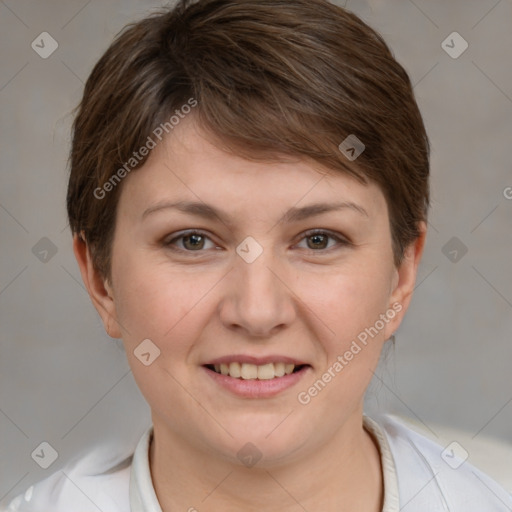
2;415;511;511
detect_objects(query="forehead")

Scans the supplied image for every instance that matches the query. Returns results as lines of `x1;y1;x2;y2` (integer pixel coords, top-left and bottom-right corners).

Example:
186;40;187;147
117;117;386;221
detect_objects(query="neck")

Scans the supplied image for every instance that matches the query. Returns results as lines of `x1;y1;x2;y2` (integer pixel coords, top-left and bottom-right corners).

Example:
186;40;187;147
149;411;383;512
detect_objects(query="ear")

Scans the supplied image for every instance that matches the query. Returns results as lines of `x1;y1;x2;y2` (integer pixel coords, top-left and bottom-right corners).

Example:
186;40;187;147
384;222;427;338
72;232;122;339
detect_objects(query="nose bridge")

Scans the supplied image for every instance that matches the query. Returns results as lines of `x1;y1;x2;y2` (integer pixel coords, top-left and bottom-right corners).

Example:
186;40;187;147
221;236;295;336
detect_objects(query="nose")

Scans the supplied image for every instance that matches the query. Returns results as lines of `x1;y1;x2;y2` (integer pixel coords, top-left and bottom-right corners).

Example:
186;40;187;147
218;246;296;338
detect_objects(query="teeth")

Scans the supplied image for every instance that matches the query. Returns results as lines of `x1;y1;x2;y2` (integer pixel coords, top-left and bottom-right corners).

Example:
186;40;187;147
274;362;285;377
241;363;258;379
211;362;300;379
229;362;241;378
285;363;294;375
257;363;275;380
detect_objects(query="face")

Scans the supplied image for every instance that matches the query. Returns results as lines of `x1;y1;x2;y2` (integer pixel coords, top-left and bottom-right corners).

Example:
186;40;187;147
76;116;424;467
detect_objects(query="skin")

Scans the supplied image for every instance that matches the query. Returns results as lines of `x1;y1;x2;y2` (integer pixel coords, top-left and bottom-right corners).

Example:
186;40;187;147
74;116;426;511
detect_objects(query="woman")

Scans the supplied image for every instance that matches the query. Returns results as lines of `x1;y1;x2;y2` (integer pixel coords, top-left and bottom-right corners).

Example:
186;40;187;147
3;0;511;510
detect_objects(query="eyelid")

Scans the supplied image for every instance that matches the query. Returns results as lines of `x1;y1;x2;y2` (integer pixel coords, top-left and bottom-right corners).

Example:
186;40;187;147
163;228;351;253
163;229;218;251
298;228;351;245
294;229;351;252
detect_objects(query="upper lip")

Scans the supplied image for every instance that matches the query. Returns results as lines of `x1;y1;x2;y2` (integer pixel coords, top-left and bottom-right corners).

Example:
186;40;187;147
203;355;309;366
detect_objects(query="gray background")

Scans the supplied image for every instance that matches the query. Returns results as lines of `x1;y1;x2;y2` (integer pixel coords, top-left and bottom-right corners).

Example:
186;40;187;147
1;0;511;504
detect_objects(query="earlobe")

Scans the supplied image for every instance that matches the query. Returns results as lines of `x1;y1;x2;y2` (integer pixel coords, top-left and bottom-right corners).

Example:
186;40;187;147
72;233;122;339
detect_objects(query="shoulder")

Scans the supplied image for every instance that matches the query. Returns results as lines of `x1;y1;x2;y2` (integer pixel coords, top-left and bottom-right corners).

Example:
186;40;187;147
0;449;132;512
370;414;512;512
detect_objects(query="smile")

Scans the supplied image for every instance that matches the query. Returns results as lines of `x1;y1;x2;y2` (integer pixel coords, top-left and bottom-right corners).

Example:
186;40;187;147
202;360;311;398
205;362;306;380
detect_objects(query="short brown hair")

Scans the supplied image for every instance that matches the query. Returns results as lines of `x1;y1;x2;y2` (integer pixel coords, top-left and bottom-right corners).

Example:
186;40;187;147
67;0;430;283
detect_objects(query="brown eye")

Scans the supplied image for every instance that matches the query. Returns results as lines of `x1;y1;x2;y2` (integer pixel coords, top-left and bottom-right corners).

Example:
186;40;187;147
297;230;350;252
307;233;329;250
164;231;216;252
182;233;206;250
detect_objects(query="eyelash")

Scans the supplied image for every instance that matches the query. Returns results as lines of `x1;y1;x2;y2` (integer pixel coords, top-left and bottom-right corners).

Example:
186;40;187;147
163;229;351;255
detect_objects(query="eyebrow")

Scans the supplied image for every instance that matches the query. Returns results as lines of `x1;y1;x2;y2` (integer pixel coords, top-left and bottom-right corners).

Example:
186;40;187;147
141;200;368;225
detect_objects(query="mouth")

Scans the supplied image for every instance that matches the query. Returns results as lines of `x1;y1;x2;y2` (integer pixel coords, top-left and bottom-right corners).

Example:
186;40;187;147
201;358;311;398
203;362;309;380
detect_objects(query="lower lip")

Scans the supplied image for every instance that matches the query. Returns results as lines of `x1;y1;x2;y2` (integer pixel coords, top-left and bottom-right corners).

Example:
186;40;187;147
202;365;311;398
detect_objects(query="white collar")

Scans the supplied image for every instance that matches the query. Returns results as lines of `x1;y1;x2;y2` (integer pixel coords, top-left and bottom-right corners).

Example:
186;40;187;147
129;417;399;512
363;415;400;512
129;425;162;511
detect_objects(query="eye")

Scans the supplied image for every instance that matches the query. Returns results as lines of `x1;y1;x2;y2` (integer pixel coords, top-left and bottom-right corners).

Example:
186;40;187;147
164;230;217;252
163;229;350;254
296;230;350;251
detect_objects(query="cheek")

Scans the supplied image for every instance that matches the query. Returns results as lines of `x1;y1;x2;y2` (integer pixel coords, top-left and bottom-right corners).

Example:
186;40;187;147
111;246;188;340
111;254;210;405
298;263;393;345
292;268;393;428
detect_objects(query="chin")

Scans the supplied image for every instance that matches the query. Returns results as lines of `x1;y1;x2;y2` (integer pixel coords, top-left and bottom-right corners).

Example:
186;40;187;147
207;417;311;467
